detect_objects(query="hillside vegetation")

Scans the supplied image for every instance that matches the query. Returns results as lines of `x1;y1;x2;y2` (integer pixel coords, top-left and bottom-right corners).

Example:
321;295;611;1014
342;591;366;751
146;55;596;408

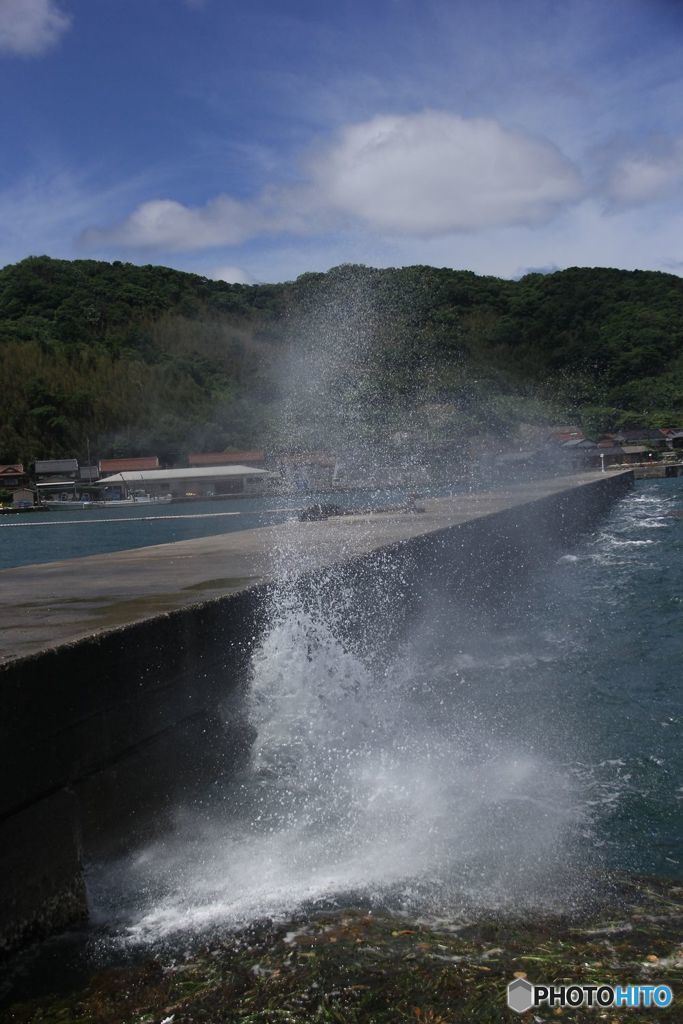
0;256;681;463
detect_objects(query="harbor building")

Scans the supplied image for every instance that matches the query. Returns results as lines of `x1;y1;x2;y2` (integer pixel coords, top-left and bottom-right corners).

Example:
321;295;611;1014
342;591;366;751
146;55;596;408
33;458;86;504
33;458;79;483
96;464;270;500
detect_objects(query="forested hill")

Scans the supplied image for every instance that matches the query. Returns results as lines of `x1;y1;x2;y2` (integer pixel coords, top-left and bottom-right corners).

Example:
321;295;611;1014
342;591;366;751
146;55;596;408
1;255;681;463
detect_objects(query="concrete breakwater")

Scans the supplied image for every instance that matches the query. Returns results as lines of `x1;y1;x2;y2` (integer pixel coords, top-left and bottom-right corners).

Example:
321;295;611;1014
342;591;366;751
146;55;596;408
0;471;633;955
633;461;683;478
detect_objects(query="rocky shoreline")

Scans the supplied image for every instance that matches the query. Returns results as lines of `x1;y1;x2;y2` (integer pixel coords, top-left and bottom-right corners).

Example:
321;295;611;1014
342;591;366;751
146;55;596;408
3;875;681;1023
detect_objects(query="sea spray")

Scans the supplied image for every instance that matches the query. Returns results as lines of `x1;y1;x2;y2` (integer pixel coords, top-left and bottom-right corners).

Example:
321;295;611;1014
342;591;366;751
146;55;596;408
103;572;596;945
87;291;683;949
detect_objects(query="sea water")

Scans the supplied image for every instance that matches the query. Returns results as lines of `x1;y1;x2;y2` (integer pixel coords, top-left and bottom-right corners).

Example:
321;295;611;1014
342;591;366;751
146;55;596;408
0;489;419;570
87;478;682;946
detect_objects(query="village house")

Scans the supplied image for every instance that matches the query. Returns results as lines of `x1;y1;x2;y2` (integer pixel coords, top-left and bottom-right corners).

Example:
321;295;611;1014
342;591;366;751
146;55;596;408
0;464;28;490
546;426;584;444
33;458;79;482
558;437;598;468
660;427;683;450
188;450;266;469
98;456;160;475
33;458;83;503
618;428;666;448
12;487;34;509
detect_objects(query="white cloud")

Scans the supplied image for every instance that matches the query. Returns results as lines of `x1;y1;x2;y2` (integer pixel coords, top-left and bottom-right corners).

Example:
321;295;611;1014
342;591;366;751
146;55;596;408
309;111;583;234
0;0;70;56
209;264;254;285
607;140;683;204
81;188;313;252
83;196;259;250
81;111;583;252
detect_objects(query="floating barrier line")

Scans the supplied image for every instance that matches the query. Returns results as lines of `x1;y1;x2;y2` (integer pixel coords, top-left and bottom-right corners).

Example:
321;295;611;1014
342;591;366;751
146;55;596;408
0;511;246;527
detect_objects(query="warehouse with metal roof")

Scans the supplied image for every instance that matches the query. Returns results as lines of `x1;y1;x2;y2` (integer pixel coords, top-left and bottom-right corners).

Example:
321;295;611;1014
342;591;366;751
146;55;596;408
96;464;270;499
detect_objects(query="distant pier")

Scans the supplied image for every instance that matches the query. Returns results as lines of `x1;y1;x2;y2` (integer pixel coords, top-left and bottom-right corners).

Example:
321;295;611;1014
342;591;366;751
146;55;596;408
632;461;683;479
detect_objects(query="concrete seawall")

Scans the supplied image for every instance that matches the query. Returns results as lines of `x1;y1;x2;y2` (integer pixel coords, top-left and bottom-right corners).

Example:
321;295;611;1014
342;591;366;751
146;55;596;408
0;471;633;954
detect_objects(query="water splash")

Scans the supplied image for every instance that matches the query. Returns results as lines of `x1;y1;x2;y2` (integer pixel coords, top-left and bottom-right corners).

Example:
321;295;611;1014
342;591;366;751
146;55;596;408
87;302;681;950
97;574;597;946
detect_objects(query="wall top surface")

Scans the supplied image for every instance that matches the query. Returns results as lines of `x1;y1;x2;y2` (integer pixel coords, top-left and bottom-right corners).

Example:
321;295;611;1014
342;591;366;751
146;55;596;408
0;471;631;665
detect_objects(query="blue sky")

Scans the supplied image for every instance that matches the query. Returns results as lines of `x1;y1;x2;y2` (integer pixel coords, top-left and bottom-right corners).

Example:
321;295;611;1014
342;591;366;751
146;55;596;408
2;0;683;282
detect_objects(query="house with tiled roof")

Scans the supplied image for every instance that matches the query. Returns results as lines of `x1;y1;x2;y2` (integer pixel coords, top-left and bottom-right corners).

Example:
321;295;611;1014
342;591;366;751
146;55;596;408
188;450;265;468
0;464;27;489
98;456;160;474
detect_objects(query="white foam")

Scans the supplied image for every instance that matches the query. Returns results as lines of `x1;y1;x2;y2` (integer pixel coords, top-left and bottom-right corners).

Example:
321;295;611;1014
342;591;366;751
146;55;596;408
110;594;591;944
91;483;680;944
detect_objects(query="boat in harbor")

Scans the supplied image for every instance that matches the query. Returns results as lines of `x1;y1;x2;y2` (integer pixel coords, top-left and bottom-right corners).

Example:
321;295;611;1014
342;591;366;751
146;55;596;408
42;494;173;511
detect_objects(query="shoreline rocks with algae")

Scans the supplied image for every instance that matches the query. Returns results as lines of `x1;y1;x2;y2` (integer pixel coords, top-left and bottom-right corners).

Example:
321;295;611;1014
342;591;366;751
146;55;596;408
3;876;681;1023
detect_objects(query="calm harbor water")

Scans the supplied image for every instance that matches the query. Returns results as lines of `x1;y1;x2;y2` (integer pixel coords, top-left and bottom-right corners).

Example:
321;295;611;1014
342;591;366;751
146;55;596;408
0;491;408;571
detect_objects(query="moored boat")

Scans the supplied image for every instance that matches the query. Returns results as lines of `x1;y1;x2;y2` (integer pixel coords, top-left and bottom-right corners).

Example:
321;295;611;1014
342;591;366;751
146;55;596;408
42;494;173;510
